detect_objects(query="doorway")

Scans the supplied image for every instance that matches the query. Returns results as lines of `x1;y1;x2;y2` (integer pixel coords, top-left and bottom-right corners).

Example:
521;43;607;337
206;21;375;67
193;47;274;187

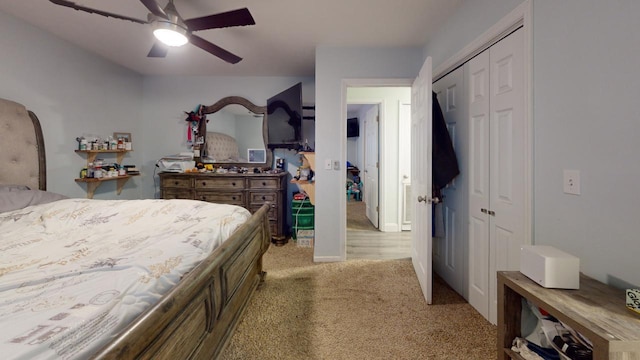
344;85;412;260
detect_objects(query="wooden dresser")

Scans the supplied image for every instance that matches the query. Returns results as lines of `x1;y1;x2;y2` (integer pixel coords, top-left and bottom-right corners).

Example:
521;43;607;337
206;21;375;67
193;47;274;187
159;172;288;244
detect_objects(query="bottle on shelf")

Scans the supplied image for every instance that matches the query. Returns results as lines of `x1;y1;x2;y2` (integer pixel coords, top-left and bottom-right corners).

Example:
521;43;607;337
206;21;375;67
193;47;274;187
193;144;201;163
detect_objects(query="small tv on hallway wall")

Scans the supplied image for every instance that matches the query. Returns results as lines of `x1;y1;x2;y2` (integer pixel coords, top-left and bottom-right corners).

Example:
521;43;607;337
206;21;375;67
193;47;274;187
347;117;359;138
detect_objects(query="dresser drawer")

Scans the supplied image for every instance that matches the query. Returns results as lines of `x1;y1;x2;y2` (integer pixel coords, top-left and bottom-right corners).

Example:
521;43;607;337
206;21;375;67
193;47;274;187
162;176;192;189
160;172;287;241
196;192;244;206
248;191;279;204
248;178;280;190
195;177;244;190
162;189;193;200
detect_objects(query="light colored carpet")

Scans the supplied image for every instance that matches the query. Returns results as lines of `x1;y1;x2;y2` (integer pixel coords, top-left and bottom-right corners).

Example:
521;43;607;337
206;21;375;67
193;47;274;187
220;242;497;360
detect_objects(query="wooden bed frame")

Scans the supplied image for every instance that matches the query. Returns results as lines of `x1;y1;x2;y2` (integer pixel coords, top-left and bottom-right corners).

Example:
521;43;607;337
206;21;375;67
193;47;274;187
0;97;270;359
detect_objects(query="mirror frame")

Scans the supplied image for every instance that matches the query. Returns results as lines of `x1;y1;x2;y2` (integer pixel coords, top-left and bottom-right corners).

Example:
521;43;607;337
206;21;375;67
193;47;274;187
201;96;272;169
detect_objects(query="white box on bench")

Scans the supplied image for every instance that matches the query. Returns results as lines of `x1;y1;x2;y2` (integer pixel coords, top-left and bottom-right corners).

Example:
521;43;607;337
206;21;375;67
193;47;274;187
520;245;580;289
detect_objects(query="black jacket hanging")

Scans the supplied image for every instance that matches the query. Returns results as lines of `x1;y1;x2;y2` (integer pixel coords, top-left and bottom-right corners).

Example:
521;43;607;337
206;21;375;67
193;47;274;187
432;92;459;190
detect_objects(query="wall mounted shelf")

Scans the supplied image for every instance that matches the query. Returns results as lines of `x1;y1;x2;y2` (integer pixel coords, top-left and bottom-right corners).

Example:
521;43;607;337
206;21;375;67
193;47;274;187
291;152;315;204
74;149;137;199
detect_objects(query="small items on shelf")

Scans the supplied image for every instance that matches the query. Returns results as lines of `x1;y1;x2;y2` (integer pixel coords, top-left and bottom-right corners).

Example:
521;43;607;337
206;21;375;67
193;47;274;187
291;152;315;204
75;148;138;199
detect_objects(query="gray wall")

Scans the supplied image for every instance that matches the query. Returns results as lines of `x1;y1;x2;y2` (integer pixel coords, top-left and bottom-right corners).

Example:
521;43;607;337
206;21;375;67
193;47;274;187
0;8;314;206
314;46;423;260
532;0;640;288
4;1;637;287
0;10;144;199
425;0;640;288
140;76;314;200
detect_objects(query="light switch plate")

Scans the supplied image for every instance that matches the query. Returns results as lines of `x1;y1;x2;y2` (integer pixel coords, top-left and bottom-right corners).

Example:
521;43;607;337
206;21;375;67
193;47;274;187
333;160;340;170
563;169;581;195
324;159;332;170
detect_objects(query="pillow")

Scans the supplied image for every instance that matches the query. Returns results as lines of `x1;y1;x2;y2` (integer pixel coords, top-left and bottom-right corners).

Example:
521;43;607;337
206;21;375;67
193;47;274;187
0;189;68;213
0;184;31;192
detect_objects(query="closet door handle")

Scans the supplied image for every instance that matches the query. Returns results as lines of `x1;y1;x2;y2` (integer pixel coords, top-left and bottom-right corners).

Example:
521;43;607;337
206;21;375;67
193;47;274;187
418;196;438;204
481;208;496;216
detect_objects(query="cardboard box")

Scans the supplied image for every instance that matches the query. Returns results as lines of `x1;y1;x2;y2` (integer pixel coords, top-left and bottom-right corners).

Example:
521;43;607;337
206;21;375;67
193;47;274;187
296;230;314;247
520;245;580;289
627;289;640;316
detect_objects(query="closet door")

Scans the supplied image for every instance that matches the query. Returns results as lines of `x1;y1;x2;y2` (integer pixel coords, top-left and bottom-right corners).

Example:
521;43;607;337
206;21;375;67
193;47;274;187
467;28;525;324
487;27;525;323
433;66;467;298
467;50;491;321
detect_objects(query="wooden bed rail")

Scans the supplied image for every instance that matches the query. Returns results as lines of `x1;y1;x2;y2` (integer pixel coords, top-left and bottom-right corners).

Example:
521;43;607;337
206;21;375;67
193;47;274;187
91;204;271;359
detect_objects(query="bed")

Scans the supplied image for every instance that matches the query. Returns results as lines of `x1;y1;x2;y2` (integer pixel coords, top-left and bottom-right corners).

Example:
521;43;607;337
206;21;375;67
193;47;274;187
0;97;271;359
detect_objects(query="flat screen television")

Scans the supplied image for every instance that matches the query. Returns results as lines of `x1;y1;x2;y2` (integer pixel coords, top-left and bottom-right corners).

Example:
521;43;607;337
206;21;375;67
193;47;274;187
347;117;359;138
267;82;302;148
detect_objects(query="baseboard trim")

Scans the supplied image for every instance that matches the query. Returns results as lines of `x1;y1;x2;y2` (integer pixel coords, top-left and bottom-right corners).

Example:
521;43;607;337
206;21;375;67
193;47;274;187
383;223;400;232
313;255;344;262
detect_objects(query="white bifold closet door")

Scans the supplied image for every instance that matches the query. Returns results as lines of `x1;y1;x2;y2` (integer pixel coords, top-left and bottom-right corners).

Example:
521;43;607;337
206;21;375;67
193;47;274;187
467;28;525;325
433;67;467;299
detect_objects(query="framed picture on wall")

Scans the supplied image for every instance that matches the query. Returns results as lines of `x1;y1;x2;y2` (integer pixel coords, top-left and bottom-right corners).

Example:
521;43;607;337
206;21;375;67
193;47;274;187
113;132;132;150
113;132;132;142
248;149;266;163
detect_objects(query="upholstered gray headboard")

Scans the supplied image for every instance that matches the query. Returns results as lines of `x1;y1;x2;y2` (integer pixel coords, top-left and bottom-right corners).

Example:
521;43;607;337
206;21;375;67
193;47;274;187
0;98;46;190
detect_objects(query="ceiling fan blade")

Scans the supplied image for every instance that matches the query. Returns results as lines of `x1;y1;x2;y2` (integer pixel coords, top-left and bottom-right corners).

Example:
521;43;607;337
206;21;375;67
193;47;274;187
184;8;255;32
139;0;168;19
49;0;148;24
147;42;169;58
190;35;242;64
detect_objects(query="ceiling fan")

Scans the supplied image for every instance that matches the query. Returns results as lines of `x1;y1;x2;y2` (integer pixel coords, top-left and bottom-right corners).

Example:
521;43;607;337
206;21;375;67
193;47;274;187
49;0;255;64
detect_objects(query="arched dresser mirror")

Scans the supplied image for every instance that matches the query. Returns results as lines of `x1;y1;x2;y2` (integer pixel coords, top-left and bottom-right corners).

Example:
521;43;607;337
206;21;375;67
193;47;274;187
160;96;288;245
201;96;272;169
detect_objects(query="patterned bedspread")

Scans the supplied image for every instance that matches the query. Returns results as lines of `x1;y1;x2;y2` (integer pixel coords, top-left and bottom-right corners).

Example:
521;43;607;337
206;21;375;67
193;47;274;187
0;198;251;360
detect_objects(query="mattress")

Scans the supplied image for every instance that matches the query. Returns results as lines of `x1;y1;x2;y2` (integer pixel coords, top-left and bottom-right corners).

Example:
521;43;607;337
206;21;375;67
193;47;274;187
0;198;251;360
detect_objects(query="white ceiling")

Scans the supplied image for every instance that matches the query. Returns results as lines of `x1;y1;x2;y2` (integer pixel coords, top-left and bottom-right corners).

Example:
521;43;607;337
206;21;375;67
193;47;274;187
0;0;462;77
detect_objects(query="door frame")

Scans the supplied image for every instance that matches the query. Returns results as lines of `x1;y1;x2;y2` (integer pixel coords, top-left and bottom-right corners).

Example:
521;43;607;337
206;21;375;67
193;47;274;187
347;101;382;229
433;0;533;247
341;78;414;260
398;101;412;231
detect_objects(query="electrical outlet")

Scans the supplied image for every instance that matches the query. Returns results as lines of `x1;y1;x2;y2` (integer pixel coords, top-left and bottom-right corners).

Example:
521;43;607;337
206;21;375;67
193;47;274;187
563;170;581;195
324;159;332;170
333;160;340;170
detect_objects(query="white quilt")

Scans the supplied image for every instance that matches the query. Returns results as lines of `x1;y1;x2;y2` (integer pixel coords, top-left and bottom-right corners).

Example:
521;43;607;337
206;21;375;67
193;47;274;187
0;198;251;360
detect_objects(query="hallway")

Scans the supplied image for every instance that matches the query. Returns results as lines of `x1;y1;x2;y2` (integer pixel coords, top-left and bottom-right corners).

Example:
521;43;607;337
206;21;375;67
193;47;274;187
346;201;411;260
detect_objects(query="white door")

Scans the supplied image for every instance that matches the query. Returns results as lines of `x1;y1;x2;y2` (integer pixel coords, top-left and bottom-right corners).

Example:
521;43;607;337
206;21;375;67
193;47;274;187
411;56;433;304
468;49;491;321
399;102;412;231
487;28;525;323
363;105;379;228
432;66;467;298
468;28;525;324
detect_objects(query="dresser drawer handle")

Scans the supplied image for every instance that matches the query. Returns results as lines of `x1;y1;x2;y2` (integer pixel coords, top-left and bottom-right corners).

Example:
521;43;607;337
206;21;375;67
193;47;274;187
174;181;179;185
232;182;236;186
262;196;266;200
232;196;237;200
202;181;207;186
262;182;267;186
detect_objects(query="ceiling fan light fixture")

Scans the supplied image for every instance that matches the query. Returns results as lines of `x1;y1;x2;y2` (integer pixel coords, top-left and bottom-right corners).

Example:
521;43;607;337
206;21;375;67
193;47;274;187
153;21;189;47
